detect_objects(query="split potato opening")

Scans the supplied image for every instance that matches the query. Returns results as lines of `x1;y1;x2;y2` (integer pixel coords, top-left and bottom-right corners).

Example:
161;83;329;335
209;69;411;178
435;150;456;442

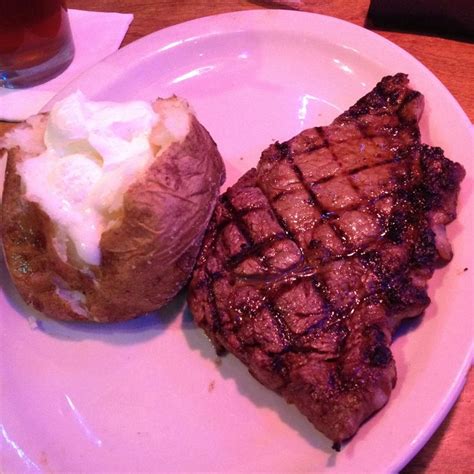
1;93;225;322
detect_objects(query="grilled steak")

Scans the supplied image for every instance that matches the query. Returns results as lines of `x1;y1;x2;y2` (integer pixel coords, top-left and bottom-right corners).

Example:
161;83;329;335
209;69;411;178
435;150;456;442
187;74;465;448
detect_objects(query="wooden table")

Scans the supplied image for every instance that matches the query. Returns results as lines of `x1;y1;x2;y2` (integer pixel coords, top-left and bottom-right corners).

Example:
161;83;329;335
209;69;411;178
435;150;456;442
1;1;472;471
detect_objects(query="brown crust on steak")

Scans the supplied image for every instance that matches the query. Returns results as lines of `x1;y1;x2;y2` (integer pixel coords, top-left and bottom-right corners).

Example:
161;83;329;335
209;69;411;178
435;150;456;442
188;74;465;445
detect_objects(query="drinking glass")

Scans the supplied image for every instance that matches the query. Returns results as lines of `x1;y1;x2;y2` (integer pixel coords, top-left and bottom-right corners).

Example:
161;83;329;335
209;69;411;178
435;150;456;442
0;0;75;88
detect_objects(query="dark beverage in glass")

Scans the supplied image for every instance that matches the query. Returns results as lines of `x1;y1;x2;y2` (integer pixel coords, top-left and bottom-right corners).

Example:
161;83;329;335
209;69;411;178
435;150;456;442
0;0;75;88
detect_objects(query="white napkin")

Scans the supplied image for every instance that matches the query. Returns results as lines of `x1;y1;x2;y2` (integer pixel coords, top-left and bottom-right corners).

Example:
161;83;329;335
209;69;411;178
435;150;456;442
0;9;133;122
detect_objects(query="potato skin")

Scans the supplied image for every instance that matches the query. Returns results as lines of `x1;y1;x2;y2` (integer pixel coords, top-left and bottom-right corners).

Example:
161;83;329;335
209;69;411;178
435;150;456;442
1;109;225;322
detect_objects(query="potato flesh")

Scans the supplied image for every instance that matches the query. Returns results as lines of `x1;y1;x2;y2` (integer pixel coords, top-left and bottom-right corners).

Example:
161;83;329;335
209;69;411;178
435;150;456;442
12;93;191;266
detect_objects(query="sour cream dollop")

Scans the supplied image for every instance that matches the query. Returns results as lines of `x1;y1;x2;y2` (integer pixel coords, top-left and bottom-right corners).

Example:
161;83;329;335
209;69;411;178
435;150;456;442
18;91;161;265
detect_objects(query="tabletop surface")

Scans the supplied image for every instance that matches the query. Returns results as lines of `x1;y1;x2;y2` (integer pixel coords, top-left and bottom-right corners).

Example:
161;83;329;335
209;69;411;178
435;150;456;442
1;0;472;472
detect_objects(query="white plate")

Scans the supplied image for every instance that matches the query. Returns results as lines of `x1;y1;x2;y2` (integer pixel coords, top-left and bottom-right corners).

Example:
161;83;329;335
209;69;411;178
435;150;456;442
1;10;473;473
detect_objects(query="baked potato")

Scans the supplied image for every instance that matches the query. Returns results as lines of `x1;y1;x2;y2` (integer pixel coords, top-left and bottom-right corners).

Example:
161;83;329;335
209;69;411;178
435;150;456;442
0;93;225;322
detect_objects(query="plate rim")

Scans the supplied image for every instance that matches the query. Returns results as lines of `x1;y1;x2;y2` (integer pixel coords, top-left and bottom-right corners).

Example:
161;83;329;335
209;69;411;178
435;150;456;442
46;9;471;130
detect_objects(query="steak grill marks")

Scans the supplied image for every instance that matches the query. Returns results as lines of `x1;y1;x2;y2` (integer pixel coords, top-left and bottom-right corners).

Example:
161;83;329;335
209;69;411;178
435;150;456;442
188;74;465;446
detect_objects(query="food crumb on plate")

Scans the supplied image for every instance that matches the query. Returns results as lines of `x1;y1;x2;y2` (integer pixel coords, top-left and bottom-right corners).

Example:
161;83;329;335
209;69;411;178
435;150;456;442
27;316;40;330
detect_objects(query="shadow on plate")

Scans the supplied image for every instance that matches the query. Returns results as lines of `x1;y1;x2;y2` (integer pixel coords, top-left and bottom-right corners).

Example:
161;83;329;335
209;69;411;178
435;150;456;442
181;307;334;456
0;255;185;345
